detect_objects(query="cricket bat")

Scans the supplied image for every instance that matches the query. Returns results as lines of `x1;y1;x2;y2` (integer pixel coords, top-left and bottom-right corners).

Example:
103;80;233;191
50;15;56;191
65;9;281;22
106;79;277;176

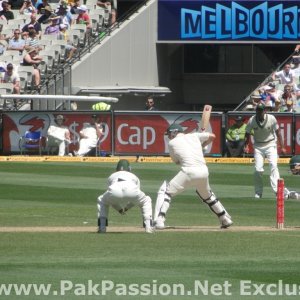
200;105;212;132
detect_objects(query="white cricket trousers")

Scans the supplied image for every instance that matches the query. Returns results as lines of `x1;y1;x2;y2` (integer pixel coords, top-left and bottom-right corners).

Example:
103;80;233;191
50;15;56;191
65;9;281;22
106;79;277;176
167;165;211;199
97;181;152;221
47;137;67;156
254;144;280;195
77;138;97;156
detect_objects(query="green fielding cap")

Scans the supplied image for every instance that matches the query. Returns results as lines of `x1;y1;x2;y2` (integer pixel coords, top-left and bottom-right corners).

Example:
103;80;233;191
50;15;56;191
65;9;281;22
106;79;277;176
116;159;131;172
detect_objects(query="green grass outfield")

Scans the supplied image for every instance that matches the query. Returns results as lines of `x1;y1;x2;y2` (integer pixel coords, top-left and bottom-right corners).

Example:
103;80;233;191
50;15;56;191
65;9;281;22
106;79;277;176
0;161;300;300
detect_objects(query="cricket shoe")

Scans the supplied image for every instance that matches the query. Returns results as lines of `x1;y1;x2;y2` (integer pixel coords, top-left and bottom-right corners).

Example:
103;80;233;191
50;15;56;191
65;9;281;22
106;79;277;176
220;215;233;229
255;193;262;199
286;191;300;200
154;216;165;230
97;227;106;233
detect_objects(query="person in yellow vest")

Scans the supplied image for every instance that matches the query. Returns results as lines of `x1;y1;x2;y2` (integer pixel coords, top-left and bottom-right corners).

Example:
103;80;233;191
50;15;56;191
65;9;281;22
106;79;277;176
92;102;111;111
225;116;247;157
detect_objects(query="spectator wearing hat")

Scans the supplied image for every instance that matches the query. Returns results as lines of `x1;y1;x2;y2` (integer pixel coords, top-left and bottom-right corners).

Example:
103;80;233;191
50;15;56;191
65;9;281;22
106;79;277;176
7;29;25;54
55;1;73;29
19;0;36;15
0;1;14;20
72;115;104;157
22;47;42;89
37;5;53;24
36;0;51;14
272;63;295;85
47;114;71;156
1;63;20;94
225;116;247;157
44;17;60;35
244;102;286;199
258;84;277;108
22;13;42;38
76;5;91;29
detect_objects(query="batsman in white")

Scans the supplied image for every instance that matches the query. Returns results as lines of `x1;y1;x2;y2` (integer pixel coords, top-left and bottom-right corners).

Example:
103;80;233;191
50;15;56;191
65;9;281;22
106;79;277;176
97;159;153;233
154;124;233;229
244;103;298;199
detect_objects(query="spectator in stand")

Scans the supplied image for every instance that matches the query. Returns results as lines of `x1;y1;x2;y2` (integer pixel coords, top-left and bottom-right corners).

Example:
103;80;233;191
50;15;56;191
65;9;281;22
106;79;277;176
0;1;14;20
97;0;117;25
44;17;60;35
32;0;43;9
37;0;51;14
19;0;36;15
258;85;276;108
22;13;42;38
24;27;43;51
250;90;261;110
70;0;80;14
58;23;77;61
22;47;42;89
145;96;157;111
272;63;295;85
284;100;296;112
55;1;73;29
7;29;25;55
76;5;91;29
37;5;53;24
225;116;247;157
280;84;297;112
1;63;20;94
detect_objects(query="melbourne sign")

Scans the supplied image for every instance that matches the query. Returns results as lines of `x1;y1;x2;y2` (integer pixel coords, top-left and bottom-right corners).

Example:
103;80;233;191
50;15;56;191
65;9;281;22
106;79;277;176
158;0;300;42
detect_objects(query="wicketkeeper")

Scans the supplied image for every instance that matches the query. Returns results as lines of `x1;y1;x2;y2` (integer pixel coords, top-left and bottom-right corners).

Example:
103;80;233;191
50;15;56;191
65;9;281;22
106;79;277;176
154;124;233;230
97;159;153;233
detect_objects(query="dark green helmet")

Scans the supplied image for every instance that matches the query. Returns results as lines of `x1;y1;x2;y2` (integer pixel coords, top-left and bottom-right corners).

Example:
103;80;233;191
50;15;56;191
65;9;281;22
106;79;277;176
116;159;131;172
289;155;300;175
165;124;184;137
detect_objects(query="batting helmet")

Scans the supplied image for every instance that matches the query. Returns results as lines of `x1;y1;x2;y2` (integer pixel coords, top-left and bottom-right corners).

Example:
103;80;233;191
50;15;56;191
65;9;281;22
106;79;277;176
289;155;300;175
165;124;183;139
116;159;131;172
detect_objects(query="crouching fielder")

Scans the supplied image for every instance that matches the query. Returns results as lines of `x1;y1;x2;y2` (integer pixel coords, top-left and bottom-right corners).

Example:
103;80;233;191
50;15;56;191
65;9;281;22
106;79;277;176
154;124;233;229
97;159;153;233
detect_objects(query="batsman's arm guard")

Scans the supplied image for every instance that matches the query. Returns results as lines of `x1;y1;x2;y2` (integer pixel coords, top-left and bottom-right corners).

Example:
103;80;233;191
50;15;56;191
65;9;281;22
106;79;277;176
154;181;171;222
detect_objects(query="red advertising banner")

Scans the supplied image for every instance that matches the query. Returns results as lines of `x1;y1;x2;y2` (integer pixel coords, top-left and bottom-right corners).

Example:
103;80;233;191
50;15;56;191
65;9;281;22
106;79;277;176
227;113;294;155
295;114;300;155
114;112;222;155
2;112;112;154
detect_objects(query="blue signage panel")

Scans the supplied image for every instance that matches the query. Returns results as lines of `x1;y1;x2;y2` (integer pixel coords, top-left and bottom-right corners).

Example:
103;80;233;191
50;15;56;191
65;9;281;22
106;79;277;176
158;0;300;42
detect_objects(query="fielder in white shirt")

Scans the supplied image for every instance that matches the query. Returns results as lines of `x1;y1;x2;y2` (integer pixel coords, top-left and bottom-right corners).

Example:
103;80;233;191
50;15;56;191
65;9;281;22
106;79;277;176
244;103;287;198
75;115;103;156
154;124;233;230
97;160;153;233
47;115;71;156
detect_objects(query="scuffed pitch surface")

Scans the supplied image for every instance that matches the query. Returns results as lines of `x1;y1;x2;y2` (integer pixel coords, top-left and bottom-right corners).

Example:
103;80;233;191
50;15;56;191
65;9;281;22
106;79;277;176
1;226;300;232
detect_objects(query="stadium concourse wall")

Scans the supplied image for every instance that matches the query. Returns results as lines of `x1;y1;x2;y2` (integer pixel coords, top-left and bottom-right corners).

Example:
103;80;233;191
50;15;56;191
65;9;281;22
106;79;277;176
1;111;300;156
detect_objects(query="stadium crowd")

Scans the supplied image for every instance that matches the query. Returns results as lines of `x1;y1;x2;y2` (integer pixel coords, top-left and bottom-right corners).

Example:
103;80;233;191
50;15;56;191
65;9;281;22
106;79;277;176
0;0;116;105
246;47;300;113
